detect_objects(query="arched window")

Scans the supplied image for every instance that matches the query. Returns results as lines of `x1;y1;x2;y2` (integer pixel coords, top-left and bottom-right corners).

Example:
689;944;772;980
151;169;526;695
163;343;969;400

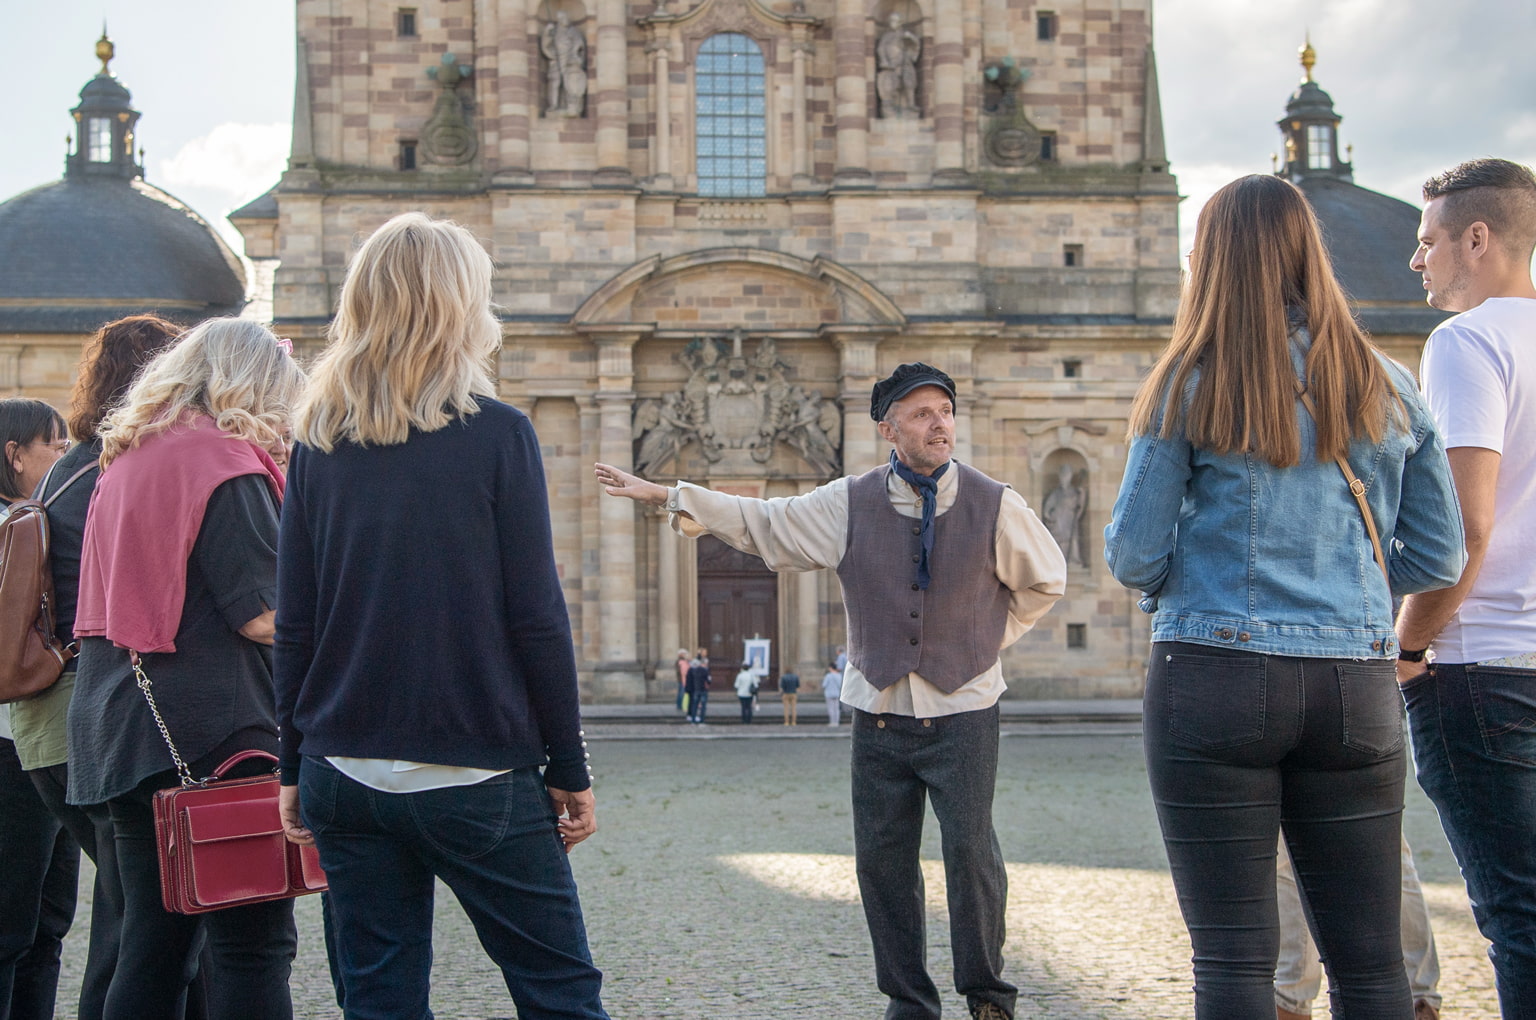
695;33;765;197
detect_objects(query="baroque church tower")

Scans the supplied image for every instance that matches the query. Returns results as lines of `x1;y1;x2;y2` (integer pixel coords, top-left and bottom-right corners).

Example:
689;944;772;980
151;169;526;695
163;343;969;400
235;0;1179;702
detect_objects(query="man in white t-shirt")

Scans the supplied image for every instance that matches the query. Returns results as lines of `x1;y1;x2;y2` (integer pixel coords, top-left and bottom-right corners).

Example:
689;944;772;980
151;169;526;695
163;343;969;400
1396;157;1536;1016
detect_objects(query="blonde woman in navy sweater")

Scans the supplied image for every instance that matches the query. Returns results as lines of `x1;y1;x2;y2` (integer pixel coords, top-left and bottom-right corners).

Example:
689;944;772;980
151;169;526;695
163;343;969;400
274;213;608;1020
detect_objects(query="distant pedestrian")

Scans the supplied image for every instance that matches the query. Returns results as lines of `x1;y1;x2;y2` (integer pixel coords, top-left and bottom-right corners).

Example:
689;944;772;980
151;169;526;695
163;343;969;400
779;670;800;725
833;645;847;673
674;648;690;714
734;666;758;724
822;665;843;727
685;650;711;725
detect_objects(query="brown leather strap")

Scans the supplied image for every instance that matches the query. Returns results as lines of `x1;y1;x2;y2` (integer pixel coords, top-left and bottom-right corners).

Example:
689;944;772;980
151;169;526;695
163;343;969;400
1297;388;1389;584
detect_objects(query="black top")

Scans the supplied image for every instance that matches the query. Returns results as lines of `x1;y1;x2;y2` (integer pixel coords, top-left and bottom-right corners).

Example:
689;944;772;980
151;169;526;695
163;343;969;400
67;475;279;806
273;397;588;791
41;439;103;647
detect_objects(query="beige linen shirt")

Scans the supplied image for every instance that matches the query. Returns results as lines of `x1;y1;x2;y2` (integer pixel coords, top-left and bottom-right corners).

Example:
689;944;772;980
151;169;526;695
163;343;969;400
665;461;1066;718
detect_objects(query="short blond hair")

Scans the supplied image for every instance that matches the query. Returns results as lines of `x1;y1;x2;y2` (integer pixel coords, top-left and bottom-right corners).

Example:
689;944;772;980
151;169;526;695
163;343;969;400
98;318;306;467
295;213;501;451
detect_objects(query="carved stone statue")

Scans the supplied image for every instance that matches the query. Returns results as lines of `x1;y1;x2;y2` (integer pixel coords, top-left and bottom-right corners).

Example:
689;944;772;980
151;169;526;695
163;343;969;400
875;13;920;119
1042;463;1086;566
542;12;588;118
422;53;477;165
632;333;842;477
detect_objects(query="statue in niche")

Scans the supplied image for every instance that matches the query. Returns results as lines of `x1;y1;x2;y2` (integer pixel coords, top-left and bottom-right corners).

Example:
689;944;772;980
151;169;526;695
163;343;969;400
875;13;921;119
632;332;842;477
542;12;588;117
422;54;477;165
1042;463;1087;567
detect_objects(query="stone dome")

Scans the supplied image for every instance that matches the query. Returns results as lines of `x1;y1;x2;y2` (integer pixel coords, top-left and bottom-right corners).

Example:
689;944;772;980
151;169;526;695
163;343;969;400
0;176;246;334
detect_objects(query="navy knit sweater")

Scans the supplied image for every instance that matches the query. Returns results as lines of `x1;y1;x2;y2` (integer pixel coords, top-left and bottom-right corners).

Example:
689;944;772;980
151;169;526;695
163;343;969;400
273;397;588;790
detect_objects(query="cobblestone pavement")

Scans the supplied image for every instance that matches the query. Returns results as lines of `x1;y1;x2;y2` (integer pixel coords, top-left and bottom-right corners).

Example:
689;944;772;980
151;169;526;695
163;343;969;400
53;724;1499;1018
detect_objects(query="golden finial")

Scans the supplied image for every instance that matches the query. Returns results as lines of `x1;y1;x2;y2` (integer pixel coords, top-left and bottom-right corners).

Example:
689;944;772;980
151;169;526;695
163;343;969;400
1270;152;1279;173
1299;32;1316;83
96;24;115;74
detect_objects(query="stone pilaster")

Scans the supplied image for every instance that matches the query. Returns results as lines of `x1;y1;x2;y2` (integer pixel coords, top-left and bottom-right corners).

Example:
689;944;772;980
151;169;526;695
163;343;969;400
833;0;872;186
593;0;631;184
930;0;968;184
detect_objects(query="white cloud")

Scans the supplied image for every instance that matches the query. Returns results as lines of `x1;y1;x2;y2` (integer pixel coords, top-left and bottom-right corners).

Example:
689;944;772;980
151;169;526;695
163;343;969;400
158;122;290;209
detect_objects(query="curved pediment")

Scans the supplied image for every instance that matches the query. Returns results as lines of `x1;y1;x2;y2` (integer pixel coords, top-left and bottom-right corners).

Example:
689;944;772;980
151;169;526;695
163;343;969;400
571;247;906;330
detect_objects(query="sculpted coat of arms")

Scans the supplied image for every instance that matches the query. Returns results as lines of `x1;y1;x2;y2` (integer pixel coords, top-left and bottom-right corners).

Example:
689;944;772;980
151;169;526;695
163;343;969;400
633;332;842;478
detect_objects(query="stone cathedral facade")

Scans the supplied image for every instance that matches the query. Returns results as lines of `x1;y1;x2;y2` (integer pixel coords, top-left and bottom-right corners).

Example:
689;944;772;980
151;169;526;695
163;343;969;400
235;0;1184;702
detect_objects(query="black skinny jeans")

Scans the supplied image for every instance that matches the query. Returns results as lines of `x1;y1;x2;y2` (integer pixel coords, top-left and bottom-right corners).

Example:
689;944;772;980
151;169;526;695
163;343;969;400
1143;642;1412;1019
102;757;297;1020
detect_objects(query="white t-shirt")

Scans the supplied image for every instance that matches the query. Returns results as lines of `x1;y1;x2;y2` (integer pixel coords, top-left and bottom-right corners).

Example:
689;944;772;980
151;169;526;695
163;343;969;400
1420;296;1536;662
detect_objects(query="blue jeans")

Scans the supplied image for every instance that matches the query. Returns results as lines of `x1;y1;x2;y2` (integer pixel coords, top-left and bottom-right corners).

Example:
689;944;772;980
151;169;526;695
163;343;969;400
298;757;608;1020
1403;661;1536;1016
1144;643;1411;1019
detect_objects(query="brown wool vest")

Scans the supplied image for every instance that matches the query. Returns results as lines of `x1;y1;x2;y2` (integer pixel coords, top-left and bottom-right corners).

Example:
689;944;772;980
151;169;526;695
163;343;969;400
836;462;1011;693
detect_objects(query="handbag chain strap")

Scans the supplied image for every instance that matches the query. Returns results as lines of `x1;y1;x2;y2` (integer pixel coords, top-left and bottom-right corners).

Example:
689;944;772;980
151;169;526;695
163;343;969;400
1296;387;1390;584
131;653;198;788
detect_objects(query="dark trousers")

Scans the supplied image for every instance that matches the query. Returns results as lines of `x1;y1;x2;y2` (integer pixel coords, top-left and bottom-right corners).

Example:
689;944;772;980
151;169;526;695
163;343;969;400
102;761;297;1020
298;757;608;1020
1403;662;1536;1016
851;705;1014;1020
1144;643;1410;1019
29;764;120;1020
688;689;709;722
0;739;78;1020
739;696;754;723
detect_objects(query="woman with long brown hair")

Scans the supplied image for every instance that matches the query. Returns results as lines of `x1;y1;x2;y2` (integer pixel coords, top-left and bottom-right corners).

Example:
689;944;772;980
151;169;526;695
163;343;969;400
1104;175;1466;1017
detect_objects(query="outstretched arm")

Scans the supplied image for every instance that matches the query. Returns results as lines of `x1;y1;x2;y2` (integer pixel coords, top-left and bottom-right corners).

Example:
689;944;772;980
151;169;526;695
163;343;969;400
594;462;668;507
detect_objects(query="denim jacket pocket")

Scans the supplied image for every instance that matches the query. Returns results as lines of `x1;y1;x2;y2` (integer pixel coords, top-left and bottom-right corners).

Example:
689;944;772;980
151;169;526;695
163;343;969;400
1467;667;1536;767
1336;661;1406;756
1164;651;1266;750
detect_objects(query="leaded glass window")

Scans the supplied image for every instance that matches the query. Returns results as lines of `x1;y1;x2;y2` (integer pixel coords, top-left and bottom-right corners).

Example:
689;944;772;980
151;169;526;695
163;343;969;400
1307;124;1331;170
695;34;766;198
87;118;113;163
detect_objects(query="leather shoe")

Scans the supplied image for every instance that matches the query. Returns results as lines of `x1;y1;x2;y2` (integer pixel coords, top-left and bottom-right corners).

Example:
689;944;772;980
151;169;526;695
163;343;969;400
1414;1000;1439;1020
1277;1009;1309;1020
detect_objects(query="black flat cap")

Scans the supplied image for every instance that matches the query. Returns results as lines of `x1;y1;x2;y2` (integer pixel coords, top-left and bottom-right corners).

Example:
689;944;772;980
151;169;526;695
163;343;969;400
869;363;957;421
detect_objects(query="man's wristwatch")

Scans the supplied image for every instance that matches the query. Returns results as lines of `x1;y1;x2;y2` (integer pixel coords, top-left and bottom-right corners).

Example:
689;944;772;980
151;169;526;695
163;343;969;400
1398;647;1430;663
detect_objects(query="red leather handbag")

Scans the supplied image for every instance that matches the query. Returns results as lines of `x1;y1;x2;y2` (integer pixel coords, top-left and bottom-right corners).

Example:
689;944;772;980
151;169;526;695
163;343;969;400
135;656;327;914
152;749;327;915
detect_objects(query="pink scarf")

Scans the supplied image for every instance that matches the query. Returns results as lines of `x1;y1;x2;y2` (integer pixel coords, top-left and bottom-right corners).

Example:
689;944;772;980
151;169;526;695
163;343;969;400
75;414;284;654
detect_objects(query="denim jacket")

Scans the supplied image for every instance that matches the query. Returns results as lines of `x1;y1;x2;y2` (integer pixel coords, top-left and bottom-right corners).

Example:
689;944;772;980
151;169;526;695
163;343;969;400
1104;337;1466;659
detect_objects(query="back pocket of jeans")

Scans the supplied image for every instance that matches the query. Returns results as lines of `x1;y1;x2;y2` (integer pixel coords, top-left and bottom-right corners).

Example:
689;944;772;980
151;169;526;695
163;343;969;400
1163;651;1266;749
1336;661;1405;756
1468;668;1536;766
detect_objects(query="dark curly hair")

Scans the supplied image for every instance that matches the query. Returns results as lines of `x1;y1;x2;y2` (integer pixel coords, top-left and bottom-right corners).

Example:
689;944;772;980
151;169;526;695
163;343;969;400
67;315;182;441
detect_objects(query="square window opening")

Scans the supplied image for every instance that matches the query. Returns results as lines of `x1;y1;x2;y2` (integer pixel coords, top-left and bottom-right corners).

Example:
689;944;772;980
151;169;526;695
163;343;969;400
1066;623;1087;649
1062;358;1082;379
1037;12;1058;42
1063;244;1084;267
397;8;418;37
398;140;418;171
1040;131;1057;162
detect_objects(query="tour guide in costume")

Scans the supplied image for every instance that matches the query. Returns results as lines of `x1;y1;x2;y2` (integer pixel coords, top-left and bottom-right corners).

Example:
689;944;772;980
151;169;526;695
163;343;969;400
596;363;1066;1020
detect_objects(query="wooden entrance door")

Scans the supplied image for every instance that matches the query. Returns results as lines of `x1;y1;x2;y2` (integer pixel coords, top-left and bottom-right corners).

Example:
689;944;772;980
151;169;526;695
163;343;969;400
696;535;779;688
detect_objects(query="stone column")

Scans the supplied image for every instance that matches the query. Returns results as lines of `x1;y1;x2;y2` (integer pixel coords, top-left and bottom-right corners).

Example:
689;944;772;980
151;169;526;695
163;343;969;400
833;0;873;186
646;30;673;187
491;0;531;184
656;510;681;671
796;549;820;676
829;330;887;469
930;0;968;184
593;0;631;184
589;331;645;699
790;26;814;188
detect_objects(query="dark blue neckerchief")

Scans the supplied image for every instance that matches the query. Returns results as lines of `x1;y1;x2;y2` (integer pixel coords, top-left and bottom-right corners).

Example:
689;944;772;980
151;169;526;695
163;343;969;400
889;451;950;590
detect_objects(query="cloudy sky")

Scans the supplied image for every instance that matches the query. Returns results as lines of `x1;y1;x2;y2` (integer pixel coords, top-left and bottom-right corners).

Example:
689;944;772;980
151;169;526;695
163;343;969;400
3;0;1533;261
